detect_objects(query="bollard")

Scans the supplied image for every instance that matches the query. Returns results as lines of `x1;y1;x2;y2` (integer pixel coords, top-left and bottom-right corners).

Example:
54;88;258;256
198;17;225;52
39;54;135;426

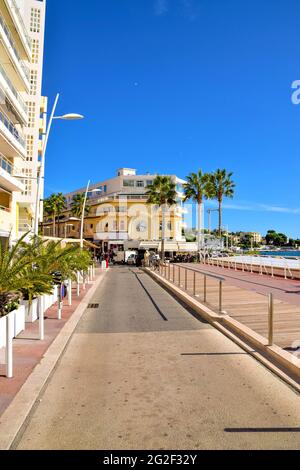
219;280;223;313
6;313;13;378
168;263;170;281
77;271;80;297
203;275;207;302
39;296;44;340
68;279;72;306
193;271;196;296
82;271;86;290
58;285;62;320
268;293;274;345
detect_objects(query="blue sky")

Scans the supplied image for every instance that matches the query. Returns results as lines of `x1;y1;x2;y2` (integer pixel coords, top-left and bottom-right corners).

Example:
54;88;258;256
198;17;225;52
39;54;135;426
43;0;300;237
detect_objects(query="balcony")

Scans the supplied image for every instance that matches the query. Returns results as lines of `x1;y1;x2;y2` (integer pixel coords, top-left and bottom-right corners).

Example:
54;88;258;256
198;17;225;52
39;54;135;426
94;232;128;241
0;13;30;91
0;152;24;191
0;62;27;124
4;0;32;59
0;107;26;158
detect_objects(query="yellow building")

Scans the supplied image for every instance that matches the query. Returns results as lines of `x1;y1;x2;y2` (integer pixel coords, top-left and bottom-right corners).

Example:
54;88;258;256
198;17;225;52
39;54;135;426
43;168;188;253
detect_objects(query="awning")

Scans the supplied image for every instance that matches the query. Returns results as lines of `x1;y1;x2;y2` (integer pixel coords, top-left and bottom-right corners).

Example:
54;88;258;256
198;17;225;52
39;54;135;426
177;243;198;252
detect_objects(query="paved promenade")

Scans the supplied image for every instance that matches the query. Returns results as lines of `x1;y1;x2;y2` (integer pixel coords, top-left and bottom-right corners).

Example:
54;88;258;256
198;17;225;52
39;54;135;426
15;267;300;450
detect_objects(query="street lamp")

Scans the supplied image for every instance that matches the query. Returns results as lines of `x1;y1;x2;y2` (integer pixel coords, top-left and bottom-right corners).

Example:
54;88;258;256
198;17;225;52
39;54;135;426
80;184;101;248
34;93;84;236
207;208;219;234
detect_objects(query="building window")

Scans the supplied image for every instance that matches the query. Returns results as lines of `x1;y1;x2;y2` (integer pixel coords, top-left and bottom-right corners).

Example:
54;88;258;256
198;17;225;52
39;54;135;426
104;185;107;192
123;180;134;187
120;220;125;231
21;168;33;196
136;181;144;188
26;135;34;161
27;102;36;128
30;70;38;95
30;8;41;33
146;180;153;187
31;39;40;64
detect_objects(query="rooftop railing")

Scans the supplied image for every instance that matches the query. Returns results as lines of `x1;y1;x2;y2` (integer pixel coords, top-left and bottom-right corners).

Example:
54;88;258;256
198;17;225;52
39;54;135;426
0;14;30;81
0;63;27;114
0;108;26;148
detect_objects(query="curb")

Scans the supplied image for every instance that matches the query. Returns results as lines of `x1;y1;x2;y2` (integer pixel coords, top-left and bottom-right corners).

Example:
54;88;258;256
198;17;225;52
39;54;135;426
0;269;108;450
145;268;300;393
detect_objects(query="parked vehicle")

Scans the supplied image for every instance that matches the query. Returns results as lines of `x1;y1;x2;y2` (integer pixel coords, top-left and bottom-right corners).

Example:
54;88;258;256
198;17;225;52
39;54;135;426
127;254;137;265
113;250;137;264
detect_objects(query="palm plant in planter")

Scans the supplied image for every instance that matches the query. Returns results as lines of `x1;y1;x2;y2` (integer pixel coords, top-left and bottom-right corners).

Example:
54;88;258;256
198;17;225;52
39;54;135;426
0;233;44;345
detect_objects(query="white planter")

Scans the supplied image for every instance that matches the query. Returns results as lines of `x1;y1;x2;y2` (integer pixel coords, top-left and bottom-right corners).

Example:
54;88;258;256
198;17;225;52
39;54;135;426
44;293;53;311
52;285;58;303
37;295;44;317
0;312;14;348
14;305;25;336
0;315;6;348
21;298;38;323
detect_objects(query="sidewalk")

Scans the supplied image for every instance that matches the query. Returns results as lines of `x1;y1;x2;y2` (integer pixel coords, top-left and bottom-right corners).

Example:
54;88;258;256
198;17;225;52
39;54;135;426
0;272;101;418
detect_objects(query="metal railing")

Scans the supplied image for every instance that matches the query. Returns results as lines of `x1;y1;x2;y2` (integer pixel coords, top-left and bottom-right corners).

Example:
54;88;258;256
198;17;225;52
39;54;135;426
206;255;299;280
153;263;279;347
0;151;21;175
0;63;27;113
10;0;32;51
0;13;30;81
0;107;26;148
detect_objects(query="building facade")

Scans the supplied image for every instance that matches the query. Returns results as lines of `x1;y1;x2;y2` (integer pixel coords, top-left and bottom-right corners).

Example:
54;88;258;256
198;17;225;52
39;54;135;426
43;168;188;252
0;0;46;246
14;0;47;239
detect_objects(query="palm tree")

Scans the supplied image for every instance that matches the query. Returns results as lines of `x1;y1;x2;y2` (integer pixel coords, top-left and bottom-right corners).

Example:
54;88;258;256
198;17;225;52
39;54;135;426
206;169;235;237
146;175;177;262
53;193;66;237
71;193;90;218
43;194;57;236
183;170;210;254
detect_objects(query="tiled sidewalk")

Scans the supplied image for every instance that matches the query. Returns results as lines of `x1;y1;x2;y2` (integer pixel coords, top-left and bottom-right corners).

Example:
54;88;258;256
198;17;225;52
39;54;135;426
0;281;95;417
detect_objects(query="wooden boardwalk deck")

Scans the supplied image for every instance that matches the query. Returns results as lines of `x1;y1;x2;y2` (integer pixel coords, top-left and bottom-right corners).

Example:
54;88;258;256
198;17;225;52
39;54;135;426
163;264;300;351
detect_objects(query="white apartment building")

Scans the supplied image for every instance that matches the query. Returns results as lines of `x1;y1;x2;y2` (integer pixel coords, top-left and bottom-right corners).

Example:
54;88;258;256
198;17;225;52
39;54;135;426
14;0;46;238
0;0;46;246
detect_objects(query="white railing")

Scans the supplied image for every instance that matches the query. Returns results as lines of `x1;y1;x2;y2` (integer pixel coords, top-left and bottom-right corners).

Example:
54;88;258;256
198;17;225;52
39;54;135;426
0;13;30;80
0;63;27;114
205;254;300;280
9;0;32;51
0;108;26;148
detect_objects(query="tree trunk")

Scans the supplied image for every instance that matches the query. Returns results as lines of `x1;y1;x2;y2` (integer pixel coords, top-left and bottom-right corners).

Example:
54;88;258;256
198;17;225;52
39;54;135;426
57;213;60;237
218;200;222;237
161;205;166;262
52;212;56;237
197;201;203;254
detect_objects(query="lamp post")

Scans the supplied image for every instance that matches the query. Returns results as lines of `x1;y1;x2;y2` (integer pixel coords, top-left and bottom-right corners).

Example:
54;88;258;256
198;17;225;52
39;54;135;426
80;185;101;249
34;93;84;236
207;208;219;234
